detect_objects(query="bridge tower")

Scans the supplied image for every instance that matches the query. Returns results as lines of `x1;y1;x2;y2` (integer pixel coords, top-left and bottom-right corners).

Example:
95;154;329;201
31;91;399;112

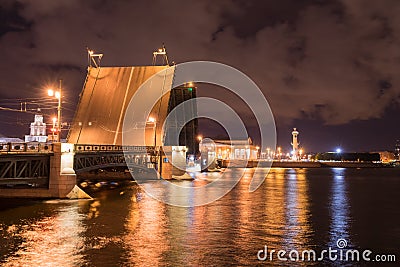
163;82;199;155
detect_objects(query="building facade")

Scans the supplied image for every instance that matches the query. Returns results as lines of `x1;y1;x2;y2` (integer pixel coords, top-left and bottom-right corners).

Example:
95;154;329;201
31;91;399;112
199;138;259;161
25;114;48;143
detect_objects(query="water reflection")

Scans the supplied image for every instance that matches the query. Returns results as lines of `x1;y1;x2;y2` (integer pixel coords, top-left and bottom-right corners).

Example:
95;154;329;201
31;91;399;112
2;201;87;267
0;168;398;266
329;168;350;246
124;190;169;266
263;168;286;246
284;169;312;249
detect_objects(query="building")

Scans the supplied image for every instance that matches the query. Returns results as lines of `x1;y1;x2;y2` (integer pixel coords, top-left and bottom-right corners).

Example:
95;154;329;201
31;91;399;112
25;114;48;143
199;137;259;161
395;140;400;160
378;151;396;163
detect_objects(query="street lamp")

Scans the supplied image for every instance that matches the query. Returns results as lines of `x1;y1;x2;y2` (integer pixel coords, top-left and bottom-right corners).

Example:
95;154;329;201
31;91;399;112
51;117;57;141
147;117;157;147
47;80;62;142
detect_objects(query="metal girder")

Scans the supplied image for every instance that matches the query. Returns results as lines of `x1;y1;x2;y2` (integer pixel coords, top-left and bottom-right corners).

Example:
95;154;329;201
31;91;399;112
73;151;155;173
0;155;50;188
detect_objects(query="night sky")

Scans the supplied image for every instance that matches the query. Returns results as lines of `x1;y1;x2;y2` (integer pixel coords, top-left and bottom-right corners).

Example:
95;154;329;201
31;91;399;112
0;0;399;153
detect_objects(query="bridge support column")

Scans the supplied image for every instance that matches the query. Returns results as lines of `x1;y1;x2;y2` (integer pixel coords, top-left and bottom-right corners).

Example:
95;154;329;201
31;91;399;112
159;146;187;179
48;143;77;198
0;143;81;199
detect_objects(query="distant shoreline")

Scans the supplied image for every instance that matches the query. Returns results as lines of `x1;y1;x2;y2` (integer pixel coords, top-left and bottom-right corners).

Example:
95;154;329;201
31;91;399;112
221;159;395;168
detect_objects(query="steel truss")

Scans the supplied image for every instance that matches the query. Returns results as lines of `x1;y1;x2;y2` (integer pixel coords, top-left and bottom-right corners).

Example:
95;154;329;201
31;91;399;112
0;155;50;188
74;151;156;173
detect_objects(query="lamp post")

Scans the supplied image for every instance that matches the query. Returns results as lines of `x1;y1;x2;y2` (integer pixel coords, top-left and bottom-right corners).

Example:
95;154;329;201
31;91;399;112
147;117;157;147
147;117;160;176
48;80;62;142
277;146;282;161
52;117;57;141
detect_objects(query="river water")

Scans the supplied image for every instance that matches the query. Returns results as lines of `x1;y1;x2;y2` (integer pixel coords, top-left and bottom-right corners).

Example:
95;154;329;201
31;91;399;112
0;168;399;266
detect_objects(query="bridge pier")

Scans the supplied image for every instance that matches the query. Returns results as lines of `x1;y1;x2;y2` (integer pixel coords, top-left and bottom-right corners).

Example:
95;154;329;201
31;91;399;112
159;146;187;179
48;143;77;198
0;143;83;199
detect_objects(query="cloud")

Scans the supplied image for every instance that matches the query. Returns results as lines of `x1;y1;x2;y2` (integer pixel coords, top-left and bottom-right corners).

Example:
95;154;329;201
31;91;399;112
1;0;400;131
211;0;400;124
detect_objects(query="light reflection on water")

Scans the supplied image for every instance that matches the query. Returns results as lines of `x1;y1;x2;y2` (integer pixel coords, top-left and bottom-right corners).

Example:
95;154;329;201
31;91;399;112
1;201;87;266
0;168;399;266
329;168;350;246
283;169;312;249
124;191;169;266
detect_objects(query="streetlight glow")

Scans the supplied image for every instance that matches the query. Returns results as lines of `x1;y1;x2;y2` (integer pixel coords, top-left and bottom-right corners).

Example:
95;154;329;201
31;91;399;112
46;80;62;142
147;117;157;147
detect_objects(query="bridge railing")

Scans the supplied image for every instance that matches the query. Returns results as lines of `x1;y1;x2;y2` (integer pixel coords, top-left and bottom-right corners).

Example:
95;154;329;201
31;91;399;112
0;142;54;154
74;144;156;154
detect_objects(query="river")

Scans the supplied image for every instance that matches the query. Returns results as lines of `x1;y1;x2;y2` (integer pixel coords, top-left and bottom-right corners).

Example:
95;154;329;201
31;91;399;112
0;168;399;266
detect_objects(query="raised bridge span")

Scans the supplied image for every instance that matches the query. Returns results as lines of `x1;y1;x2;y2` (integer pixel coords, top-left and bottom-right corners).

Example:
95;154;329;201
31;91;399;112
0;64;194;198
68;65;175;146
